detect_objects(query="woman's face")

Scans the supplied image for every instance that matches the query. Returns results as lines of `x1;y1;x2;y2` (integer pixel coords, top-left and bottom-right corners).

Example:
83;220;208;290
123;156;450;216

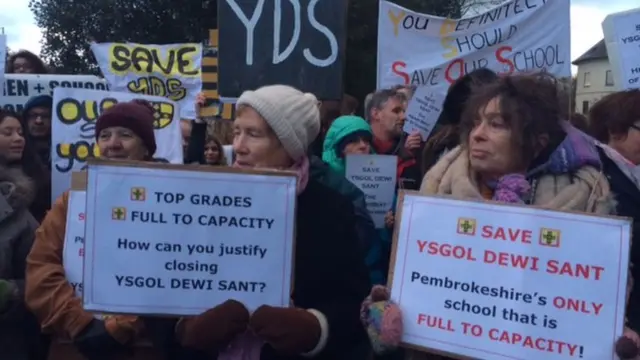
232;106;292;168
468;97;520;179
342;137;371;156
204;140;221;165
0;117;25;162
97;126;148;161
610;123;640;165
12;57;35;74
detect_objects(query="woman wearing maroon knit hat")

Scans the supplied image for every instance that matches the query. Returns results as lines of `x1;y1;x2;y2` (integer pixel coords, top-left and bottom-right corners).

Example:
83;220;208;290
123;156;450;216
25;99;167;360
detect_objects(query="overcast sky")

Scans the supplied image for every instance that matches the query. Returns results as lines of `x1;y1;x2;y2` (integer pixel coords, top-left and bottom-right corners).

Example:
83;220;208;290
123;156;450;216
1;0;638;74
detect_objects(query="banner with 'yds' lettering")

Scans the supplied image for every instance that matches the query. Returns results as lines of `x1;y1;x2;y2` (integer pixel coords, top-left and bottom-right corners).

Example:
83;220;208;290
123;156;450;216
51;88;183;203
377;0;571;91
91;42;203;120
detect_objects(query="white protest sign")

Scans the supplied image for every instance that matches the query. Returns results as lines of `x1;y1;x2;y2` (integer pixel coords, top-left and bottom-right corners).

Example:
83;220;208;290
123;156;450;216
603;8;640;90
1;74;108;113
390;193;630;360
345;154;397;228
377;0;571;91
83;162;297;316
91;42;203;119
51;88;183;203
0;35;5;91
403;89;447;140
63;190;87;298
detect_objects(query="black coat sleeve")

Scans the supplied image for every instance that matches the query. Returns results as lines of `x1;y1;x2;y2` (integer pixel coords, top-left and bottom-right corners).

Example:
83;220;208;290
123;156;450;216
185;122;207;164
0;215;37;326
292;183;371;359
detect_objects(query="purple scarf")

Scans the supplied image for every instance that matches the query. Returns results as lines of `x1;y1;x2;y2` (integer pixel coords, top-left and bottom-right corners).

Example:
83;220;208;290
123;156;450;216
491;123;601;204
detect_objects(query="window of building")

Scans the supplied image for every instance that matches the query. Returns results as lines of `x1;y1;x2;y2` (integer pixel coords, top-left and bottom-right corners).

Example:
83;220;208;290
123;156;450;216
583;72;591;87
606;70;614;86
582;100;590;114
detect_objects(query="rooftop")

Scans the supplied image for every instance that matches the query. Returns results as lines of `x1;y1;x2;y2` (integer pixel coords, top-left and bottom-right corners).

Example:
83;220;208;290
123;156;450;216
572;39;608;65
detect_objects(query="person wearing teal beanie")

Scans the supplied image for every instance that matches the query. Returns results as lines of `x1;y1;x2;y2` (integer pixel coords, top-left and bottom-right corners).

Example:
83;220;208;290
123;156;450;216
321;115;390;285
322;115;373;174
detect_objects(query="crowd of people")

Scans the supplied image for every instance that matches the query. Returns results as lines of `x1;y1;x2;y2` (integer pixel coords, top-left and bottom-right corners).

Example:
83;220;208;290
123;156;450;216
1;50;640;360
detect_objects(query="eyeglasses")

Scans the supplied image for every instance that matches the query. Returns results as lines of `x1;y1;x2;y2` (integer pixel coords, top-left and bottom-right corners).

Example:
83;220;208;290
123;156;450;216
27;113;51;121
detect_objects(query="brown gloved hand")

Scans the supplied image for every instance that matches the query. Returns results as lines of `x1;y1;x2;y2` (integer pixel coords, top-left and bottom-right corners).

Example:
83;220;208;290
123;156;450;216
176;300;249;354
250;305;323;356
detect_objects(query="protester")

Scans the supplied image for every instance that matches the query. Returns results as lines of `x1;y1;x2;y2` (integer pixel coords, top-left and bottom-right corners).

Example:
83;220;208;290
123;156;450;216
25;100;164;360
6;50;49;74
145;85;371;360
323;115;373;172
0;109;49;360
588;89;640;353
22;95;53;170
0;109;50;221
364;73;626;360
421;68;498;174
203;134;227;166
321;115;386;285
366;89;421;190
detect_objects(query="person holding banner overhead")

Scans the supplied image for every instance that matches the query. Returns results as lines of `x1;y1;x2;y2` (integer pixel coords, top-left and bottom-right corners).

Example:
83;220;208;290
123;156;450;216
144;84;371;360
361;73;634;360
25;99;164;360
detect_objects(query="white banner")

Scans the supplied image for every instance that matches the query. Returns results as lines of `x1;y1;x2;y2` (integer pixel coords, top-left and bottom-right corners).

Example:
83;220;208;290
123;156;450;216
91;42;203;119
603;8;640;90
377;0;571;91
51;88;183;202
1;74;108;112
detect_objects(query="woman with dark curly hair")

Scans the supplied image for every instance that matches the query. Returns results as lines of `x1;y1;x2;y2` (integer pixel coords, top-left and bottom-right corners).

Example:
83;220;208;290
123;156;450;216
364;73;627;360
421;68;498;175
6;50;49;74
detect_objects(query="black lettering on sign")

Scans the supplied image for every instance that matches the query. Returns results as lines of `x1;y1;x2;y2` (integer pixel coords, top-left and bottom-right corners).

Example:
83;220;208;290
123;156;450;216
217;0;346;99
108;44;200;77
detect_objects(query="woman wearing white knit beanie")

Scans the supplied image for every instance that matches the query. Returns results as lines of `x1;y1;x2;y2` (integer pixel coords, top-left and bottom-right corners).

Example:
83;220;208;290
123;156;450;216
165;84;372;360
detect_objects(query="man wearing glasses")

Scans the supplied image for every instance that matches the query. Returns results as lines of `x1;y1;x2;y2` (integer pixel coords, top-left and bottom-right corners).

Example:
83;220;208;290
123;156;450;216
23;95;53;169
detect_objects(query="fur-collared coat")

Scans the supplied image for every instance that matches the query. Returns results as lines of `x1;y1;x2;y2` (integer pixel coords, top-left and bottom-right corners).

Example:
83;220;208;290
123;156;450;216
0;166;46;360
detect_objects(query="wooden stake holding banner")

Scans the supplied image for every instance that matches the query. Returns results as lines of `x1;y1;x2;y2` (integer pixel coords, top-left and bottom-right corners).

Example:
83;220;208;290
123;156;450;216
80;159;297;316
387;191;631;360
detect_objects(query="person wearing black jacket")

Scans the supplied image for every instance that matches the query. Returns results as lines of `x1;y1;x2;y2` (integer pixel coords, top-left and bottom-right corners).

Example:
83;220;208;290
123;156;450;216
588;91;640;357
146;84;371;360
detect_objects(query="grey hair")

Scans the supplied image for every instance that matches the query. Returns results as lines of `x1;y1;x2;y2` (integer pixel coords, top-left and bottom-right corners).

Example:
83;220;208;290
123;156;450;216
365;89;405;122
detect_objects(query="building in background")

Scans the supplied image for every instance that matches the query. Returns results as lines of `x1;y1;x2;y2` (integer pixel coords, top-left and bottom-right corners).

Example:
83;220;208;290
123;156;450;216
572;39;616;114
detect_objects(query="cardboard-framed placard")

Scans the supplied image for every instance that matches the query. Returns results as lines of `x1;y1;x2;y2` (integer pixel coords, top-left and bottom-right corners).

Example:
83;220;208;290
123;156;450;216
387;191;632;360
75;159;298;316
